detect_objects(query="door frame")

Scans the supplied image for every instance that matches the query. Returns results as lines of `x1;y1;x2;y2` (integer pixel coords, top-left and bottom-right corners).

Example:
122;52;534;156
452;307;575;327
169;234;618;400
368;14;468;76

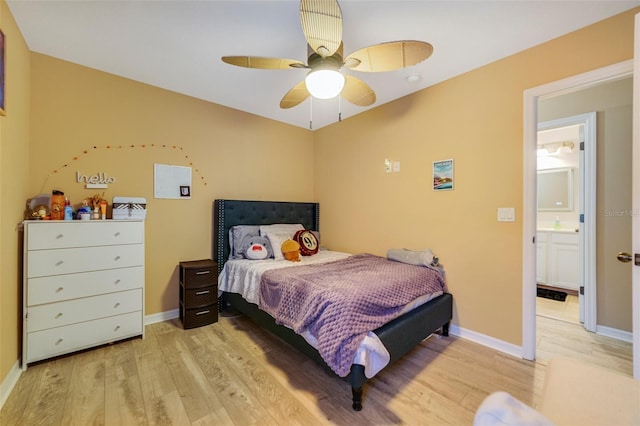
537;112;596;331
522;60;633;362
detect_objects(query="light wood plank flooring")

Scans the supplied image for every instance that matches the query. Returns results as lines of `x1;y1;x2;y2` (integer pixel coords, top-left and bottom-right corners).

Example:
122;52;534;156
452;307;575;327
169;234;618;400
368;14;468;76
537;293;579;324
1;312;632;425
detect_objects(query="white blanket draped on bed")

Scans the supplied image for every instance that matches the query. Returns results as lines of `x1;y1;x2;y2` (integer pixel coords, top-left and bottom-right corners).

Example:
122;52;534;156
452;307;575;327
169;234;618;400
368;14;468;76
218;250;442;378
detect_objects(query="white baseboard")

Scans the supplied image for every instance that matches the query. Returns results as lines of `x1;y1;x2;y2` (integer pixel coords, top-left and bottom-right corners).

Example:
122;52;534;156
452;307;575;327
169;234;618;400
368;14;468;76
449;324;523;359
596;324;633;343
144;308;179;325
0;361;22;410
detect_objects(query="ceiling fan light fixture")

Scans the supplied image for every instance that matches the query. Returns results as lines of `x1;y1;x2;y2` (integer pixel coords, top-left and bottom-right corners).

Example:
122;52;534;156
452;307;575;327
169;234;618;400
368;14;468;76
305;69;345;99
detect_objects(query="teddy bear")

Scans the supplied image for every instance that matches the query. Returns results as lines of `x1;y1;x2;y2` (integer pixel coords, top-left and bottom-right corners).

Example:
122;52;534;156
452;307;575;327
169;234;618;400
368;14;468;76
239;235;273;260
281;239;301;262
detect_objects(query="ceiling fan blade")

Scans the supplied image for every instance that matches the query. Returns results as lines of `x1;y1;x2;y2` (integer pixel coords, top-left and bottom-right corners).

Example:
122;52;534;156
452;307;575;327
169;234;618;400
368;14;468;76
280;80;310;109
222;56;306;70
344;41;433;72
300;0;342;58
341;75;376;107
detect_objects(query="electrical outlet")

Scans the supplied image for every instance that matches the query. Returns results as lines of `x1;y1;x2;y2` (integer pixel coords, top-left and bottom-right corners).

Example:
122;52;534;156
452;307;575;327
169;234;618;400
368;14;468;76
393;161;400;172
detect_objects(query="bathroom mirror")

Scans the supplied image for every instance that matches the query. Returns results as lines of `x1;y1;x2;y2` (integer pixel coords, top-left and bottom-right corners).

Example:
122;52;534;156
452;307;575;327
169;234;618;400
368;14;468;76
537;167;574;211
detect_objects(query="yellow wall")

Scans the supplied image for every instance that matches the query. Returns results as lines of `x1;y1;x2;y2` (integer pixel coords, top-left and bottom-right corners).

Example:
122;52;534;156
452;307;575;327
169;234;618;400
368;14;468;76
314;8;638;345
29;53;315;317
0;1;31;384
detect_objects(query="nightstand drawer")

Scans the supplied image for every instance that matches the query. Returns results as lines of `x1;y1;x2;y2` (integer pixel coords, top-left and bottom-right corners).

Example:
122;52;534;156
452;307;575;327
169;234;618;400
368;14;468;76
182;304;218;329
183;285;217;307
180;259;217;289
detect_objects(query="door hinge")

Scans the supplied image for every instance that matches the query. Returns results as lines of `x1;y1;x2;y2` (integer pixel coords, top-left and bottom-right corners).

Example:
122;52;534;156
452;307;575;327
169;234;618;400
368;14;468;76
635;253;640;266
580;141;585;151
579;214;584;223
580;286;584;295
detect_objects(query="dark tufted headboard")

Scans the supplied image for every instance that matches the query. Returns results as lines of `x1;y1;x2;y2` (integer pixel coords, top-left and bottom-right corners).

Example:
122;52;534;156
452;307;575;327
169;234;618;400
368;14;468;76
212;199;319;273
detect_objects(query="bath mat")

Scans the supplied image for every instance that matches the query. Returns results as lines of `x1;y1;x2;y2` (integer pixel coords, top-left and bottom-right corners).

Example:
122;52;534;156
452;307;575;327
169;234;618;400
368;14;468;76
537;288;567;302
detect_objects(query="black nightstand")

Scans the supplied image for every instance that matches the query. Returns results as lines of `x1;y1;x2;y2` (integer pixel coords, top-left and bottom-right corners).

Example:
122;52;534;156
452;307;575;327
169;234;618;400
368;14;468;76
179;259;218;329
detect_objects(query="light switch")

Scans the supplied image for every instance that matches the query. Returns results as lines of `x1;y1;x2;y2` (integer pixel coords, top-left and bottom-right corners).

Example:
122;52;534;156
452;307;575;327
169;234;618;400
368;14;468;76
498;207;515;222
384;159;392;173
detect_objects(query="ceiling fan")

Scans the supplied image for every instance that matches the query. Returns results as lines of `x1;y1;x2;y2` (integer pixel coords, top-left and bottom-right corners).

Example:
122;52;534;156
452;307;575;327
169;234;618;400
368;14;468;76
222;0;433;110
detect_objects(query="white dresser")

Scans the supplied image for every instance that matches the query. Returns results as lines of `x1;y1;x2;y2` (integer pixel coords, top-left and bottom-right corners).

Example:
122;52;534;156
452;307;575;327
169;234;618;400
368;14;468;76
22;220;145;368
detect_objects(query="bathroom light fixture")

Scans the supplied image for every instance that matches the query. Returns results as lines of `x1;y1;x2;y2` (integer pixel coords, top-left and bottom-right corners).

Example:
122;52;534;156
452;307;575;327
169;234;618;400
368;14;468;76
537;141;575;156
305;69;345;99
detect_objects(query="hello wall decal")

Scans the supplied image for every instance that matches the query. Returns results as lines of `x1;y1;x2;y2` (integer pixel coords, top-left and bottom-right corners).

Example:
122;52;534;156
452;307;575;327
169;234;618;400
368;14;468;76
38;144;209;193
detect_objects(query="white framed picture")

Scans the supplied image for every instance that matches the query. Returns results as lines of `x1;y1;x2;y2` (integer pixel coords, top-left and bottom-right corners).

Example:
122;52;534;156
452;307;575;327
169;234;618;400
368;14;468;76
433;159;454;191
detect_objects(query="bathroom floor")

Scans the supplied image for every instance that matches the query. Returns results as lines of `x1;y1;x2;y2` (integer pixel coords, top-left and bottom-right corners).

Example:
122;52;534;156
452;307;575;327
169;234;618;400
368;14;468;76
536;286;580;324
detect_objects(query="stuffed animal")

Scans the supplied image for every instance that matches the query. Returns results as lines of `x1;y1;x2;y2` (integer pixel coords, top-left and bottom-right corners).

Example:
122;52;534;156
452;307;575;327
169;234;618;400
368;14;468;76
239;235;273;260
281;239;301;262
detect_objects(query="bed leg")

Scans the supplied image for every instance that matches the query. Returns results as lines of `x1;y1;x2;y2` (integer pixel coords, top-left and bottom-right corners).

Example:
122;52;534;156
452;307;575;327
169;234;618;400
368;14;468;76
351;386;363;411
441;322;450;337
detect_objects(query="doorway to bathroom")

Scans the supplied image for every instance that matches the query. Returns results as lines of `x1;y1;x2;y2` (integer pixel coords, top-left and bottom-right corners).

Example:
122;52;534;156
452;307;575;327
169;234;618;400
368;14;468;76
536;114;591;329
523;63;635;376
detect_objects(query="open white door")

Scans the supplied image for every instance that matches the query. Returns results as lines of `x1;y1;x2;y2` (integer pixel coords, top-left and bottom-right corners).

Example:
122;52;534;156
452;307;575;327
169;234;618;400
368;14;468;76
632;13;640;380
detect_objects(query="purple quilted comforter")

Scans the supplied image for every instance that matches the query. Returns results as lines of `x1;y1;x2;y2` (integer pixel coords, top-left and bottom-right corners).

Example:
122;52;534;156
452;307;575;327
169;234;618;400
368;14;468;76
258;253;446;377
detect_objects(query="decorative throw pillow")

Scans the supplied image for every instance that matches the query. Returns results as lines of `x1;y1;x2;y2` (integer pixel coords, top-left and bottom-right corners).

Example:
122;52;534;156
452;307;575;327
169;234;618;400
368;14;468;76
265;232;293;260
293;229;319;256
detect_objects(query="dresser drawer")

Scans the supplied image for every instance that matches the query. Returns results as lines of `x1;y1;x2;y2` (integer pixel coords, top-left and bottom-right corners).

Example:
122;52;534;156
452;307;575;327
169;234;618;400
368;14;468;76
27;244;144;278
27;266;143;305
26;221;144;250
27;289;143;332
26;311;143;363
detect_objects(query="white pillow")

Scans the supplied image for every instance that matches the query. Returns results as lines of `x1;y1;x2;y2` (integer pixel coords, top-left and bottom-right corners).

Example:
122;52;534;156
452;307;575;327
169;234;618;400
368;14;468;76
265;232;294;261
259;224;304;237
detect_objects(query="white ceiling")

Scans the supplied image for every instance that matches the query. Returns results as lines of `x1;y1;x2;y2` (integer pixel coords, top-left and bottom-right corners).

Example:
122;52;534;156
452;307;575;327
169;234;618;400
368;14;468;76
8;0;640;130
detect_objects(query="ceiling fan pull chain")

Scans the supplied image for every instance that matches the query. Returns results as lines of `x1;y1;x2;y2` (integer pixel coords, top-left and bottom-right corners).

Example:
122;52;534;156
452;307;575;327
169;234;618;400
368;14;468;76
339;96;342;122
309;97;313;130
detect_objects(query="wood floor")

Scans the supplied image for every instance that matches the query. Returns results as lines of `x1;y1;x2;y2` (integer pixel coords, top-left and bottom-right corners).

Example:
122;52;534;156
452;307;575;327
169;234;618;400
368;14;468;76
1;309;632;425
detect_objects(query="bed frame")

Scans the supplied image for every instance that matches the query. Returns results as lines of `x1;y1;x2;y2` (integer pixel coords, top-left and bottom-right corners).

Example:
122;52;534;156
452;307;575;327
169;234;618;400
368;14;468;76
213;199;452;411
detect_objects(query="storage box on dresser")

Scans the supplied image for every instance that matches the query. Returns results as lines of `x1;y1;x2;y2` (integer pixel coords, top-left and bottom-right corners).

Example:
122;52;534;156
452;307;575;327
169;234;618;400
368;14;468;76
22;220;145;369
179;259;218;329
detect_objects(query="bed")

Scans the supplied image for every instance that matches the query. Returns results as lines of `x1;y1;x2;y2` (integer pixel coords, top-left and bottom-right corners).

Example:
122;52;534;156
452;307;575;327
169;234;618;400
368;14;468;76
212;199;453;411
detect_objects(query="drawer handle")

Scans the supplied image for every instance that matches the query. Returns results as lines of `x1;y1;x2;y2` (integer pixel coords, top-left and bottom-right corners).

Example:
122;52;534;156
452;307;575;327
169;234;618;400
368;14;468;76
115;325;121;331
56;287;64;293
114;256;121;261
114;279;121;285
55;260;64;266
55;234;64;240
195;271;211;275
195;310;210;316
55;313;63;319
114;232;121;237
55;338;63;345
195;290;210;296
114;302;121;308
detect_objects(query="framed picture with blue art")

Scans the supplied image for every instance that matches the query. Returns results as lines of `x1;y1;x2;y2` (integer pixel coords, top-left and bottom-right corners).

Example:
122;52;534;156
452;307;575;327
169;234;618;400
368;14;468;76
433;159;454;191
0;28;5;116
